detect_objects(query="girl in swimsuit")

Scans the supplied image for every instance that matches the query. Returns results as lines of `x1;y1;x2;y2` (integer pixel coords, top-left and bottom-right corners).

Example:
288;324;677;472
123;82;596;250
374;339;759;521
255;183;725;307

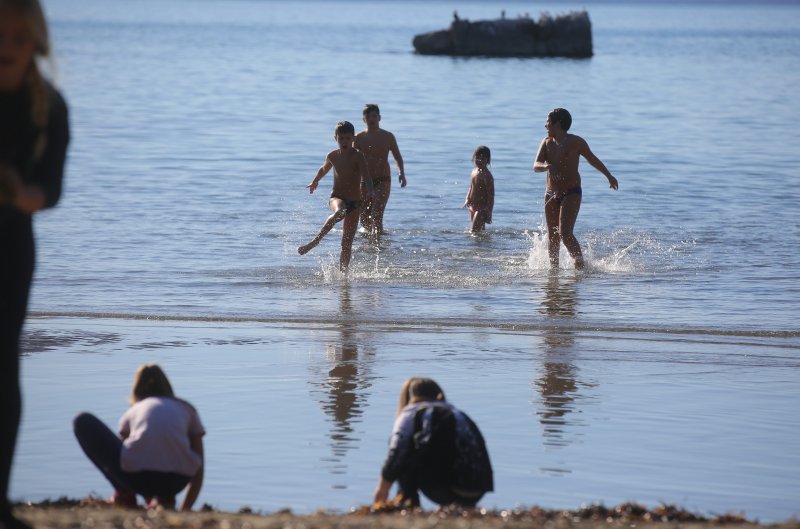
463;145;495;233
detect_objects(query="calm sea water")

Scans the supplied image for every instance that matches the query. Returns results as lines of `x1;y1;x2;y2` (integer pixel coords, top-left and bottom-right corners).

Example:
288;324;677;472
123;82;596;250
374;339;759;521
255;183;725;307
10;0;800;521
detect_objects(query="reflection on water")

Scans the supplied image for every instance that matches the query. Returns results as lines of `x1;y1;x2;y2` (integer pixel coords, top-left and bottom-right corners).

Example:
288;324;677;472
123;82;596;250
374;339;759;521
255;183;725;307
534;273;588;452
308;285;374;482
538;271;578;319
15;316;800;519
21;328;121;354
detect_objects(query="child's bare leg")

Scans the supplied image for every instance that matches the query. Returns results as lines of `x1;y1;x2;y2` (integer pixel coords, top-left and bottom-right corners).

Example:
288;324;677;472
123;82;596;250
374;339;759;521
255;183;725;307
339;209;360;271
359;186;374;233
470;210;487;233
558;194;584;269
544;197;562;268
298;199;347;255
372;179;391;236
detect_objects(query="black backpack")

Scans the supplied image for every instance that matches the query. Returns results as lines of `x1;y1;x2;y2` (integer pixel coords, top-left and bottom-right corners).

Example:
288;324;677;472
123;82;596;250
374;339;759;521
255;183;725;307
412;403;494;492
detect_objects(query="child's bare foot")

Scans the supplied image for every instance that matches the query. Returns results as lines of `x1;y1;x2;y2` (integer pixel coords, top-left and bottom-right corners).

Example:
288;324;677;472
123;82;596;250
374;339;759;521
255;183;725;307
574;257;586;270
298;242;315;255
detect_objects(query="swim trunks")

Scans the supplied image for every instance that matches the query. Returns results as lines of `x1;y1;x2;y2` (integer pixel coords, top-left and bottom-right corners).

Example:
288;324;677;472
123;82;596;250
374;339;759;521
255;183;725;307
330;193;362;214
544;186;582;205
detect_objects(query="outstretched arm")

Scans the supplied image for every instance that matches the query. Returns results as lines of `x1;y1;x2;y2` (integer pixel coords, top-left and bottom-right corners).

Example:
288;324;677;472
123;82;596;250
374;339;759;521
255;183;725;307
307;156;334;194
533;139;549;173
180;434;204;511
389;134;406;187
579;139;618;190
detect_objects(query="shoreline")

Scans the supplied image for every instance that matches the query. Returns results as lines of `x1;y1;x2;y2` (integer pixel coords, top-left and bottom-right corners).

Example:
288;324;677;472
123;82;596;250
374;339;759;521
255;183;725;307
12;499;799;529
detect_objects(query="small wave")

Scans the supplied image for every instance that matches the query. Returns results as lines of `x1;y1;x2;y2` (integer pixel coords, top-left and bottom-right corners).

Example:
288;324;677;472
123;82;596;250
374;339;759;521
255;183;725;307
27;311;800;340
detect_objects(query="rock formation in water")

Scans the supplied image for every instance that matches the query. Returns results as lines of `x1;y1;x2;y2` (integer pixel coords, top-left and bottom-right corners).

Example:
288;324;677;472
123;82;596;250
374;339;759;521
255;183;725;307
412;11;592;58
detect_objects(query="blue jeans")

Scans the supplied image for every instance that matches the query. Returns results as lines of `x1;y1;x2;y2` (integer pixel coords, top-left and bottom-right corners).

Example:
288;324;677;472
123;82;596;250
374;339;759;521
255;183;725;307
73;413;190;500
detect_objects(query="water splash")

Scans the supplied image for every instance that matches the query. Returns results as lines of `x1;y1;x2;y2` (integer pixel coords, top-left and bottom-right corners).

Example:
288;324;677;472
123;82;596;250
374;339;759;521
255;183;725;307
525;227;555;271
526;227;699;274
300;225;701;287
318;253;347;282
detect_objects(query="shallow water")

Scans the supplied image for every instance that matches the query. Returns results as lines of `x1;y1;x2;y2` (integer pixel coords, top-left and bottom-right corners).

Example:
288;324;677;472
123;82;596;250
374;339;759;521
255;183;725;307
9;0;800;521
16;317;800;519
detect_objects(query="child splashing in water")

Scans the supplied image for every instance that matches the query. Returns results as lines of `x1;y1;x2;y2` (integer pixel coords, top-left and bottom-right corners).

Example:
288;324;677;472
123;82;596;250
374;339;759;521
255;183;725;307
298;121;373;272
533;108;618;270
463;145;494;233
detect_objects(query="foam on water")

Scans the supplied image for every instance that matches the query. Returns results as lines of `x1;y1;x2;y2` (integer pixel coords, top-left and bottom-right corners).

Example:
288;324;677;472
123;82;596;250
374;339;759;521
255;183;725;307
526;225;704;276
283;224;708;292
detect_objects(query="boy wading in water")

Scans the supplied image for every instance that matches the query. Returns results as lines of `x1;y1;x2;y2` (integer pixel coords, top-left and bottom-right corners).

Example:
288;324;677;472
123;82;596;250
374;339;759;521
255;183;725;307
298;121;373;271
533;108;618;270
354;104;405;236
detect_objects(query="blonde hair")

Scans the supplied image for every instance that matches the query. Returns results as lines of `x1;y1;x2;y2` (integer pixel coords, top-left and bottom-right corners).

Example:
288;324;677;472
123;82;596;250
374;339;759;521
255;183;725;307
1;0;52;151
130;364;175;404
396;377;446;416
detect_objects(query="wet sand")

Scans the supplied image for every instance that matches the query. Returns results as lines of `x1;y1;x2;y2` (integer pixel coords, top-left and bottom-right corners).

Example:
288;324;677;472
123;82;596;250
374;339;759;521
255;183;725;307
12;501;799;529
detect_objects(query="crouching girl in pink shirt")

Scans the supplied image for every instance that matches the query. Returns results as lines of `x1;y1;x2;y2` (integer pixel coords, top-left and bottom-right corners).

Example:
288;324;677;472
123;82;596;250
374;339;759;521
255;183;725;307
74;364;205;511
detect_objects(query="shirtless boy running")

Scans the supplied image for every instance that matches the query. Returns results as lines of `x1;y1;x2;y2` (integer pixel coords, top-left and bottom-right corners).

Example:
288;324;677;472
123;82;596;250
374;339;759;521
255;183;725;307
298;121;373;271
354;104;406;236
533;108;618;270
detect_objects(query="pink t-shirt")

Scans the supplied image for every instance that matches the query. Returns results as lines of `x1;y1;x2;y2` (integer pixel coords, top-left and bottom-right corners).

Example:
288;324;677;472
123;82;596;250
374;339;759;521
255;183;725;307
118;396;205;476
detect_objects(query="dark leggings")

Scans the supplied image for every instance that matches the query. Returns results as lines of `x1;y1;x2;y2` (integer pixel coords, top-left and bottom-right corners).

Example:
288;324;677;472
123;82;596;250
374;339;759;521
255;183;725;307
73;413;190;499
0;222;34;513
396;456;484;507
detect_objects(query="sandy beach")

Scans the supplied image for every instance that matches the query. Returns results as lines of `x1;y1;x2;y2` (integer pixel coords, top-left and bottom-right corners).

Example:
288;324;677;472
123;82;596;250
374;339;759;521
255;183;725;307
12;500;799;529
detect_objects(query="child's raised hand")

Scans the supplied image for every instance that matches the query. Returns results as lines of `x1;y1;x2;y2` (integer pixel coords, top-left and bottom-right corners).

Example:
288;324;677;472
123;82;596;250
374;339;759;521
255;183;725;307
608;175;619;190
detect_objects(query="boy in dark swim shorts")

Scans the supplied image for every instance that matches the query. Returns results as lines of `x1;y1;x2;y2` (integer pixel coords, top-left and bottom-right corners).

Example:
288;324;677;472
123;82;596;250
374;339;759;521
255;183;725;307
298;121;373;271
533;108;619;270
354;104;406;236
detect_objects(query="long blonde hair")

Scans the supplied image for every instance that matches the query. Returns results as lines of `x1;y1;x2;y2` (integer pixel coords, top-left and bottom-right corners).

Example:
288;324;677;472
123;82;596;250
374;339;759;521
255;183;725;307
1;0;51;147
396;377;446;416
130;364;175;405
